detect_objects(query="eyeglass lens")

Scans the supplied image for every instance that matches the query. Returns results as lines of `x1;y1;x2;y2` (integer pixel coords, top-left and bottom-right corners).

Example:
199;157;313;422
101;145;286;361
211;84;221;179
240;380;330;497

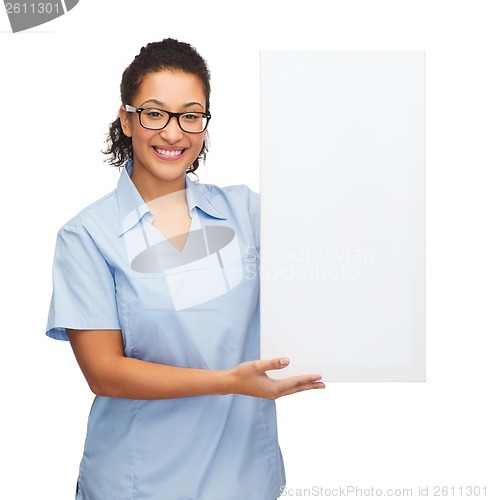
140;109;208;132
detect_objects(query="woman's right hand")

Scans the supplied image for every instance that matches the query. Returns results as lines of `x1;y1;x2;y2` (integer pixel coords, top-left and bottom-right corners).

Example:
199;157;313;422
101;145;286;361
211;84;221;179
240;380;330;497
229;357;325;400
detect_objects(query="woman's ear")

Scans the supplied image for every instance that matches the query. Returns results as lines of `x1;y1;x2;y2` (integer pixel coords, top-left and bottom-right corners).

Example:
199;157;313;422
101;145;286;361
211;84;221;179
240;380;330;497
119;105;133;138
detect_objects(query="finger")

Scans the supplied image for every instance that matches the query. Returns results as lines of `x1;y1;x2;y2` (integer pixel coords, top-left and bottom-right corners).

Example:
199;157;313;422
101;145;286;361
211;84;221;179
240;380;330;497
278;379;326;398
257;357;291;372
271;373;323;385
275;374;325;394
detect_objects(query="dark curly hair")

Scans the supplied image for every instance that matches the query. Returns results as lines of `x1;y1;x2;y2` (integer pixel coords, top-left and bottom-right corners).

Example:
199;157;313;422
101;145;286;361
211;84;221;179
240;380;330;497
104;38;211;174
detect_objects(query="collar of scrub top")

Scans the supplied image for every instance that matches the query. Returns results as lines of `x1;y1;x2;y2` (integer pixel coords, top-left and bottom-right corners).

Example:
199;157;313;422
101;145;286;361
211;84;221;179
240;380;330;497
117;161;228;236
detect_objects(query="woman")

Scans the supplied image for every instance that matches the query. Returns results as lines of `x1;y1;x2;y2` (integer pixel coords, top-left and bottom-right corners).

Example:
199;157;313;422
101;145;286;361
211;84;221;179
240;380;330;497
46;38;324;500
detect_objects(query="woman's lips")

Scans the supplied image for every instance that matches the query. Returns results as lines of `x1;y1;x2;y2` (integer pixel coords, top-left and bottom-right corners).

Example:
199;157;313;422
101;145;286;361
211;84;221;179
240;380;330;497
152;146;187;161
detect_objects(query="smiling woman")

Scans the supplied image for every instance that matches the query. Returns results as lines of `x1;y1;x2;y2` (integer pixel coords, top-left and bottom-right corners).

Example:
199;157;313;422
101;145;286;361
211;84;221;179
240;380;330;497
45;38;324;500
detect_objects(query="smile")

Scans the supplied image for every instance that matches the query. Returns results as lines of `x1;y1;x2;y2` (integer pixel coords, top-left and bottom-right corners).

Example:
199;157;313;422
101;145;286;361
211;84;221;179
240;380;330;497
153;147;186;157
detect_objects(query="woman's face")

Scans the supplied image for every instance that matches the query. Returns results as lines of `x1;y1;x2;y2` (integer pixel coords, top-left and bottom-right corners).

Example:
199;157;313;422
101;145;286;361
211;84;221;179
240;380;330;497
120;69;207;195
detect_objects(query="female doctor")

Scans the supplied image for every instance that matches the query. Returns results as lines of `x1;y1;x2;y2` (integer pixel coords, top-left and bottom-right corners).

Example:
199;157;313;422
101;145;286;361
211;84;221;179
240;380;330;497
46;38;325;500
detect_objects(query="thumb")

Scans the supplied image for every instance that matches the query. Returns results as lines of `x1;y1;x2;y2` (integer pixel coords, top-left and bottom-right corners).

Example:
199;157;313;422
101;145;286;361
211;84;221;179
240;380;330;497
262;357;290;371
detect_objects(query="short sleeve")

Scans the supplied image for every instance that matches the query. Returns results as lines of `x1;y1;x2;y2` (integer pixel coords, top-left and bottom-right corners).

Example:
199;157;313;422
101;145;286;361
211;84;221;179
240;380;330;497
46;225;121;341
245;186;260;254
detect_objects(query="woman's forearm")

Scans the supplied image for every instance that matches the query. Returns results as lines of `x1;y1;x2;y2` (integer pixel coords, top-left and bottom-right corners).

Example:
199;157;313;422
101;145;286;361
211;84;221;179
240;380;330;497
67;329;234;399
67;329;325;400
93;356;233;399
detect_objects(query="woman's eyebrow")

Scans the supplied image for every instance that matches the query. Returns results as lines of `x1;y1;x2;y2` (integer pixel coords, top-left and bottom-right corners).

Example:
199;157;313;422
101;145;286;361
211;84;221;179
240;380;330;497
184;102;205;109
140;99;204;109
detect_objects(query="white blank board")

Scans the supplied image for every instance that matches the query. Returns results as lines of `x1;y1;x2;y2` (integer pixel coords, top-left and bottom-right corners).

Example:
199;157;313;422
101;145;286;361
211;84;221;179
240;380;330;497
260;51;425;381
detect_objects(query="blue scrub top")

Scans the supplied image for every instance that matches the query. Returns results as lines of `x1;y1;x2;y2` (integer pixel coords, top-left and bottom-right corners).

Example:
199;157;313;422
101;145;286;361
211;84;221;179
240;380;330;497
46;161;285;500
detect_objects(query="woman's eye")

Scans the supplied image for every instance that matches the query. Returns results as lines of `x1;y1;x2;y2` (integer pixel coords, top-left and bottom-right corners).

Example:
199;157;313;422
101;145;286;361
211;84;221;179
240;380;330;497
182;113;200;121
145;110;165;119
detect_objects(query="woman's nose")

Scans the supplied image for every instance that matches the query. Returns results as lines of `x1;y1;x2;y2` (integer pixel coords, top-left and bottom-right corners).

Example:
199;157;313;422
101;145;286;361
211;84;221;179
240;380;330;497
159;116;184;143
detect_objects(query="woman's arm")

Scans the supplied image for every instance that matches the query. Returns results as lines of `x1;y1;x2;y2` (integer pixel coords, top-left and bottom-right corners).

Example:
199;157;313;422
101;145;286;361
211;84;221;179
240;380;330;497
67;329;325;400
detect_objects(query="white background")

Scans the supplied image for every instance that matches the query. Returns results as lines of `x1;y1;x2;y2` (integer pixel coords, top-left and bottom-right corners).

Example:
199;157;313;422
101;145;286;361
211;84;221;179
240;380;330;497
1;1;489;498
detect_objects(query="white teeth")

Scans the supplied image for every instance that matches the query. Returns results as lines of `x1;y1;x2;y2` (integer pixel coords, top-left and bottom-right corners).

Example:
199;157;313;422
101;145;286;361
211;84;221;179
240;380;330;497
155;147;184;157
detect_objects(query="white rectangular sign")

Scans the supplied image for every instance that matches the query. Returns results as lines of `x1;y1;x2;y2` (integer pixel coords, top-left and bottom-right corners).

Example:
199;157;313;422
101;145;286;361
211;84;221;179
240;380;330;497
260;51;425;381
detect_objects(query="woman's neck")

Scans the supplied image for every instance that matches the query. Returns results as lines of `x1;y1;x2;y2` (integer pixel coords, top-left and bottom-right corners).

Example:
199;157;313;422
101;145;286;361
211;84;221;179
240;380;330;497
130;166;187;205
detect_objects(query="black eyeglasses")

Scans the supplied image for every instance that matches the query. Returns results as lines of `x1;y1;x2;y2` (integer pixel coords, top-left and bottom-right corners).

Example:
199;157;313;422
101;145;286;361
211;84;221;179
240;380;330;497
125;105;211;133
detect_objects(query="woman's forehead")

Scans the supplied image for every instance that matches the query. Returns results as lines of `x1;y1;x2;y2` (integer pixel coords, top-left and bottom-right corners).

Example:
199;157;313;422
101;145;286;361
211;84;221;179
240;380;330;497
135;70;206;107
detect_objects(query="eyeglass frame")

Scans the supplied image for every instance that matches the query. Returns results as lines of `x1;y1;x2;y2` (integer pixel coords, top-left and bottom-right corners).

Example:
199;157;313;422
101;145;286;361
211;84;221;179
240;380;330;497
125;105;211;134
